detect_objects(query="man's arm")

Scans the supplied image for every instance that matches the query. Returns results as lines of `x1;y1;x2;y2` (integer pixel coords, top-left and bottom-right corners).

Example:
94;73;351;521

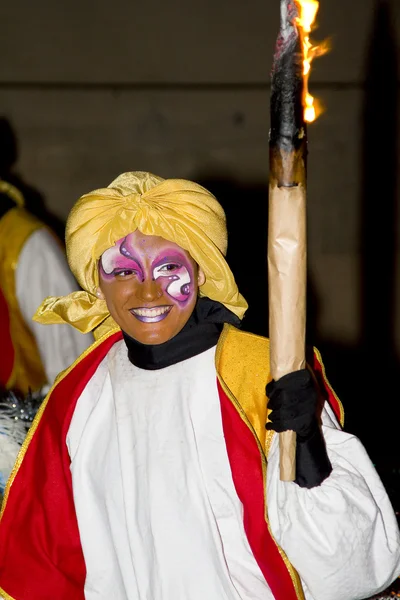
267;401;400;600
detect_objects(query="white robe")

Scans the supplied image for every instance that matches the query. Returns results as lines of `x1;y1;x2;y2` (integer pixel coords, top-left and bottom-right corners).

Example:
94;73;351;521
67;340;400;600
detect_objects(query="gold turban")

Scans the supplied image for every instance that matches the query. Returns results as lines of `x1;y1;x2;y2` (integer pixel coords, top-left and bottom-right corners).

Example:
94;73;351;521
34;171;248;337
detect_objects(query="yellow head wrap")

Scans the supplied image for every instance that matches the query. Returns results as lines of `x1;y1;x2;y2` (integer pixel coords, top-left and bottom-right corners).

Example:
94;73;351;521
34;171;247;337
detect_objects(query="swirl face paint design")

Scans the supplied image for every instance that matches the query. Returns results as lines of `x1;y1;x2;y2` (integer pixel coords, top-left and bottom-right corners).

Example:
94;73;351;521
100;239;193;304
153;262;191;303
98;231;198;344
100;240;143;282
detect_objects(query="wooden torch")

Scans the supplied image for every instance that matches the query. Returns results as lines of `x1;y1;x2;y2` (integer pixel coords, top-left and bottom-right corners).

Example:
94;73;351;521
268;0;322;481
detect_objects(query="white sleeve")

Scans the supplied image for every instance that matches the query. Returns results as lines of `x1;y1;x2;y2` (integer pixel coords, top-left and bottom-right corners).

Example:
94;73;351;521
15;229;94;386
267;403;400;600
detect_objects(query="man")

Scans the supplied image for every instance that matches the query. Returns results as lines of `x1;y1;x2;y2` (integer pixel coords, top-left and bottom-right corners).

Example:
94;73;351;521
0;171;398;600
0;178;93;499
0;179;92;394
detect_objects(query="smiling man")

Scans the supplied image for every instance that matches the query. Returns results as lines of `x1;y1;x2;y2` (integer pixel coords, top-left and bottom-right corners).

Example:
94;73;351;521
0;171;398;600
97;230;205;345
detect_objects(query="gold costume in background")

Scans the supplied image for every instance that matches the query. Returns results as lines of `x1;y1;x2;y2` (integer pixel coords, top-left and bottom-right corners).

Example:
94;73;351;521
0;207;47;394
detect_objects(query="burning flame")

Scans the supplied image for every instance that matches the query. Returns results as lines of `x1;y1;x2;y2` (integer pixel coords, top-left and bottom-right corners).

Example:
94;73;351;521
295;0;329;123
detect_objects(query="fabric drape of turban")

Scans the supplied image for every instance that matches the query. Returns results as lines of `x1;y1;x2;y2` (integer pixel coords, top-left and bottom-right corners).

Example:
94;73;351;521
34;171;248;338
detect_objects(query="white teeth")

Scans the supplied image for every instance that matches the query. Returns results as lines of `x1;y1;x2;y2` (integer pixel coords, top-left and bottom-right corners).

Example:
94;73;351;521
133;306;170;317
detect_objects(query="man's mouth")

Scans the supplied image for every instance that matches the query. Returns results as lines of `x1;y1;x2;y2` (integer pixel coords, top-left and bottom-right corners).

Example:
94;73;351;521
130;305;172;323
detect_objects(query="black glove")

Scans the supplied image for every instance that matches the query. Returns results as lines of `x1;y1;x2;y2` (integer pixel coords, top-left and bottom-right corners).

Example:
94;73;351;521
266;369;332;488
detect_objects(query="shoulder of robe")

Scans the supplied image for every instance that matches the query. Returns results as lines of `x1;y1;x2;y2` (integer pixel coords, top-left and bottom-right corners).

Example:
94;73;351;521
215;325;272;447
216;324;271;397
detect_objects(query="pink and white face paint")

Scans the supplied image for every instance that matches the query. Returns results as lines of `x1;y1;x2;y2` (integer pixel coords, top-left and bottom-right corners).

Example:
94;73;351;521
152;262;191;303
100;235;194;303
98;232;198;340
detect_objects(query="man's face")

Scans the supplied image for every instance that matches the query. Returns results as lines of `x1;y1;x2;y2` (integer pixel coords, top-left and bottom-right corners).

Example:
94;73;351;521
98;230;205;345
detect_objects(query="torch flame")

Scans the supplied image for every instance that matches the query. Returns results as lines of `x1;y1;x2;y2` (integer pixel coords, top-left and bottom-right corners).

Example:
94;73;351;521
295;0;328;123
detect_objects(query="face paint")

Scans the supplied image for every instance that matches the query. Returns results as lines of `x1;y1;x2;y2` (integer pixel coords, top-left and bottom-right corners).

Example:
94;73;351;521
98;230;200;345
100;238;143;282
153;260;191;303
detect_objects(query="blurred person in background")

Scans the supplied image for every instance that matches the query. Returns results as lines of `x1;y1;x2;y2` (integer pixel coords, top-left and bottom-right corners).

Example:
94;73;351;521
0;179;92;395
0;118;93;497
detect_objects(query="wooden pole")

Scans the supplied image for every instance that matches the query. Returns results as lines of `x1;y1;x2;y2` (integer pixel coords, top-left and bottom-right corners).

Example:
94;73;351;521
268;0;307;481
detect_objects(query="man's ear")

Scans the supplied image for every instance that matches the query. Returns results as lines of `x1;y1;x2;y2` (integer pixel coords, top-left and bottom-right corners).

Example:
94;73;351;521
96;287;105;300
198;268;206;287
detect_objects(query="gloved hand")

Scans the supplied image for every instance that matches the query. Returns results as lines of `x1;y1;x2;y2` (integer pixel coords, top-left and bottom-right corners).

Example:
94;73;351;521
266;369;318;438
266;369;332;488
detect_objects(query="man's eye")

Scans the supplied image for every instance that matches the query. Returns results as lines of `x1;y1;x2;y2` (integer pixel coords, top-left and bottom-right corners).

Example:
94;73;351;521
114;269;136;278
159;263;180;272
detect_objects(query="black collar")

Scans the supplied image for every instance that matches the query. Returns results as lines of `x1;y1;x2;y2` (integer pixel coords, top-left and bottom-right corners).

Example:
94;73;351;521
122;297;240;370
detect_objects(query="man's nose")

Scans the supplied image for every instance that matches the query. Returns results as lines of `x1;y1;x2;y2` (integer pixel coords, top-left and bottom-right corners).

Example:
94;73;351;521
136;278;163;303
